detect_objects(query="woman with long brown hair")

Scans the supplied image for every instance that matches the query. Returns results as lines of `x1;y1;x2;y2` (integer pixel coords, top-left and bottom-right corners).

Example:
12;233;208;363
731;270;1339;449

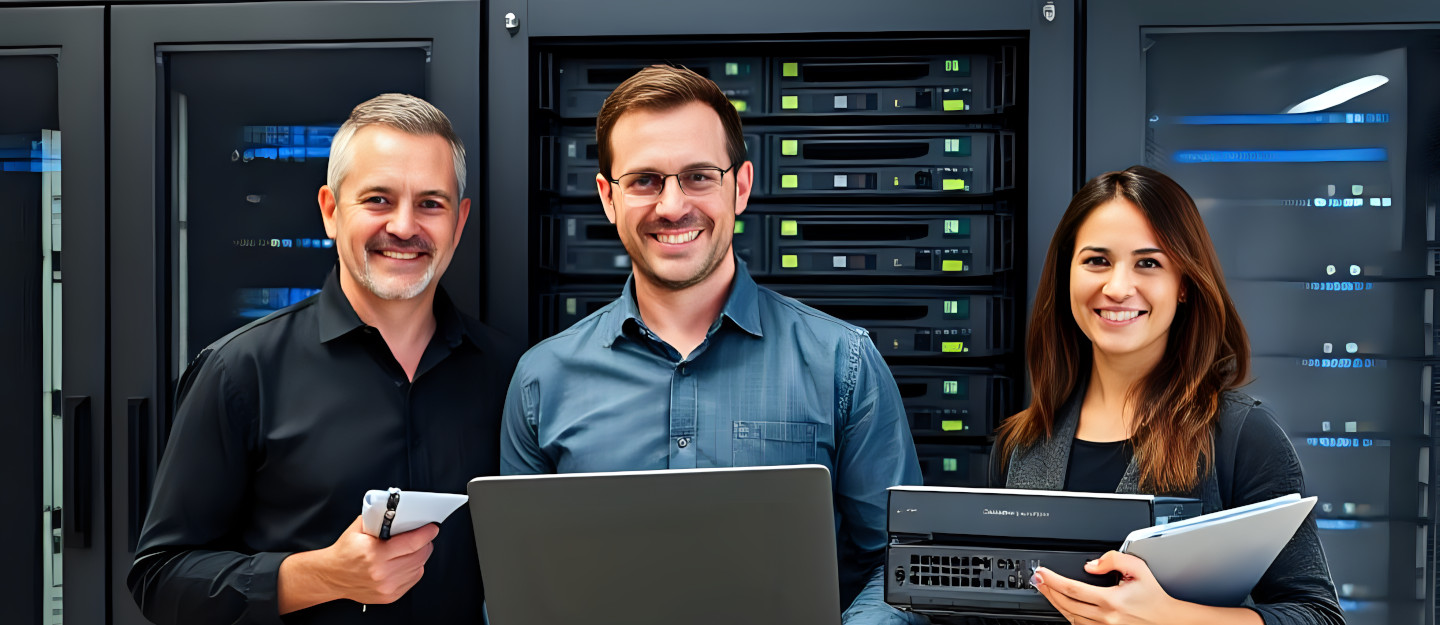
990;166;1343;625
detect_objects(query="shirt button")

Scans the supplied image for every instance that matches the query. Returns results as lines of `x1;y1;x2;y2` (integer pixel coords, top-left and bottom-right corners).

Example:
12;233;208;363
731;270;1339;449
678;364;689;376
677;437;690;448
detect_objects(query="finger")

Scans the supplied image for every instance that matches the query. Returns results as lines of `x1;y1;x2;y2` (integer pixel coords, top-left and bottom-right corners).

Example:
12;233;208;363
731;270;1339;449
1034;567;1107;608
1037;583;1106;625
1087;550;1151;580
387;523;441;554
1031;580;1090;625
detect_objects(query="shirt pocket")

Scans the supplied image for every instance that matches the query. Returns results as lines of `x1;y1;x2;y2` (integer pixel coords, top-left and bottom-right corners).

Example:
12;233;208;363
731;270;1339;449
732;421;819;466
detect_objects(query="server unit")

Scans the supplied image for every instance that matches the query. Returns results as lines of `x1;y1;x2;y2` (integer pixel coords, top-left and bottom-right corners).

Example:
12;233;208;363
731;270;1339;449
891;366;1011;438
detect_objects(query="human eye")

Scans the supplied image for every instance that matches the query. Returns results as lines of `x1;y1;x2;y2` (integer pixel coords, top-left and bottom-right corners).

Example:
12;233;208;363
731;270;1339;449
1136;257;1162;269
685;169;721;184
1080;255;1110;267
361;195;390;206
623;173;660;192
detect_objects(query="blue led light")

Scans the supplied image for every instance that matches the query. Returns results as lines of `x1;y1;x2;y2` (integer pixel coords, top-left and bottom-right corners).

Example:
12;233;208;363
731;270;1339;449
1298;358;1383;369
1316;520;1362;530
1174;113;1388;125
1305;282;1373;291
1305;437;1375;448
1174;148;1387;164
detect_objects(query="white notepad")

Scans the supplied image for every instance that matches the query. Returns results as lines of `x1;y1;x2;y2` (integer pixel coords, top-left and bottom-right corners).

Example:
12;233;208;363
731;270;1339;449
1120;493;1317;606
359;488;468;538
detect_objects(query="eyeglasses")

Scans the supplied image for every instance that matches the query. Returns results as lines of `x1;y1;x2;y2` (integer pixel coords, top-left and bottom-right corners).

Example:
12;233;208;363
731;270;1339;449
608;164;736;200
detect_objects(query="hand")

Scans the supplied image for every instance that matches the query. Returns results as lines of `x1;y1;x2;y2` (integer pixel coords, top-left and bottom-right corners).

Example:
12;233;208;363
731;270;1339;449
278;515;440;613
1030;551;1175;625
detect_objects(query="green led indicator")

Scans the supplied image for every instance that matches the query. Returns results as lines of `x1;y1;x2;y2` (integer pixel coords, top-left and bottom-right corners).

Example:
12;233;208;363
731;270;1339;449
942;259;965;272
943;100;966;111
780;220;798;236
941;420;965;432
943;380;959;395
781;174;799;189
944;300;959;314
941;341;964;353
734;221;745;234
781;254;798;269
943;58;971;74
726;62;739;76
943;136;971;156
943;458;958;472
944;219;960;234
783;62;799;77
782;95;799;110
781;139;798;156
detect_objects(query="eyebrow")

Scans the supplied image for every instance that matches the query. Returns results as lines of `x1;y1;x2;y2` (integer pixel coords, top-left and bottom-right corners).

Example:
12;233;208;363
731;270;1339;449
1078;246;1165;255
355;185;454;202
623;161;722;173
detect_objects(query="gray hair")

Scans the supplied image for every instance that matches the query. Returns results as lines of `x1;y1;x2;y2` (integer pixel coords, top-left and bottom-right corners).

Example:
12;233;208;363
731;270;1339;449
327;93;467;198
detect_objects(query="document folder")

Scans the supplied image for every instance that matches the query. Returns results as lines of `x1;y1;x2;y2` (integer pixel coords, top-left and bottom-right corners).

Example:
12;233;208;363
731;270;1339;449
1119;493;1317;607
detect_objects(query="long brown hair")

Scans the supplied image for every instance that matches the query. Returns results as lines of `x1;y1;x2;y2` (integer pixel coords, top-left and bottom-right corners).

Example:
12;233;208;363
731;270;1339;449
996;166;1250;493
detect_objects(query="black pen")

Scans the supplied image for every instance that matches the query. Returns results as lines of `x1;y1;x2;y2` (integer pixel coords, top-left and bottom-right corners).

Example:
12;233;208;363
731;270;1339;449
379;487;401;540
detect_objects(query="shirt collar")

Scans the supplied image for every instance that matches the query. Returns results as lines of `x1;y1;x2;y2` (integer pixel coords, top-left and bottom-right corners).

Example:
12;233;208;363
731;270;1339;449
602;255;764;348
316;266;473;349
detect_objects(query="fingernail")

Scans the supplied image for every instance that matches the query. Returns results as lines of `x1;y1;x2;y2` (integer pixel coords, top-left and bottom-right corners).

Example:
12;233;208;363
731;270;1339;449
1087;559;1098;566
1030;570;1044;586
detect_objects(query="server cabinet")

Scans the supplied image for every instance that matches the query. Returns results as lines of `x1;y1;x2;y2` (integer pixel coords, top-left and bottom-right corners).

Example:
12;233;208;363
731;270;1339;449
108;3;480;624
0;8;105;625
1086;2;1440;623
486;0;1075;487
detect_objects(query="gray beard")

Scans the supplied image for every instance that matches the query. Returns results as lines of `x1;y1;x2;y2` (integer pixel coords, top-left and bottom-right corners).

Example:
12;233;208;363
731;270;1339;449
355;256;435;300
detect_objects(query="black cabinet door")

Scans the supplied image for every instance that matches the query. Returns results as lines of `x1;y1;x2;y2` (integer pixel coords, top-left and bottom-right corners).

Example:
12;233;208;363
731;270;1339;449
109;3;480;624
1087;3;1440;624
0;6;106;625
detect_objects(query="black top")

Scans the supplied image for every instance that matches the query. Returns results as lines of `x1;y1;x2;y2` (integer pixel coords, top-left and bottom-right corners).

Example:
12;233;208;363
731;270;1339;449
988;391;1344;625
1062;438;1133;493
128;270;521;625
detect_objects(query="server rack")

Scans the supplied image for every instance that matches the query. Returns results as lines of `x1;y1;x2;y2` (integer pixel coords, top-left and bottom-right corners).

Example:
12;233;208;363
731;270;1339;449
486;0;1076;489
1086;2;1440;623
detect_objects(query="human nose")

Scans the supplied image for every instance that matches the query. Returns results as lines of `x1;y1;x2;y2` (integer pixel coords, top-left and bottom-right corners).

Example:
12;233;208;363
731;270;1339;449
651;175;690;221
1101;265;1135;301
386;201;421;239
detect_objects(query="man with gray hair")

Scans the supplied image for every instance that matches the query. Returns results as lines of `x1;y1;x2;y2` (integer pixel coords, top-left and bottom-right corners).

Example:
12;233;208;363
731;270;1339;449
129;93;518;624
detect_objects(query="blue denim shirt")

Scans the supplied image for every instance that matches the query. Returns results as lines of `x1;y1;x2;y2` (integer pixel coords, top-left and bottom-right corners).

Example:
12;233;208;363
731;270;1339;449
501;259;924;624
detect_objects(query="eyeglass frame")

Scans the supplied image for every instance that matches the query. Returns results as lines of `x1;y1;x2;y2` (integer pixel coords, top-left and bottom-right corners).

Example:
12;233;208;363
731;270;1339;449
604;163;738;200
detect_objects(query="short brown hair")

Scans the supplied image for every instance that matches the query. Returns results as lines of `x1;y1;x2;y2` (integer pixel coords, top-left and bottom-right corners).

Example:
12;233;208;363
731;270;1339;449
996;165;1250;494
595;65;747;179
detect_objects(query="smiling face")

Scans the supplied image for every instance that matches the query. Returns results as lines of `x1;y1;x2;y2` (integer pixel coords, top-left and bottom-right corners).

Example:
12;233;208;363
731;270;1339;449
597;101;752;292
1069;197;1184;368
319;125;470;306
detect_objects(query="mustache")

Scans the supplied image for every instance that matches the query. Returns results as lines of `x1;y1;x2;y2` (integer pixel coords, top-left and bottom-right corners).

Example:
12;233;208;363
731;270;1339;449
365;233;434;254
641;214;712;233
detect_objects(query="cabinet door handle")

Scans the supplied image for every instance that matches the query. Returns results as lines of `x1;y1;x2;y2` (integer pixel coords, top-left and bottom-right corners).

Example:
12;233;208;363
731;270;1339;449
128;397;153;553
63;395;92;548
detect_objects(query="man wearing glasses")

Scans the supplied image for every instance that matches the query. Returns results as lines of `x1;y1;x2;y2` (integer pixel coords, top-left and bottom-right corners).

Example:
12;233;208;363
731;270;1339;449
500;65;923;624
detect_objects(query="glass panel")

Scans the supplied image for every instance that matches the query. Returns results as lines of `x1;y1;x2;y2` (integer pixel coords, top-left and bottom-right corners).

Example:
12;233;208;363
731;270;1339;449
1144;28;1440;625
0;52;62;625
163;46;429;378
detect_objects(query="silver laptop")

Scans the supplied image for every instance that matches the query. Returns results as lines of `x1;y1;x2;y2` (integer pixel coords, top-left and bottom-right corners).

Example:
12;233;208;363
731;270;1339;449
468;465;841;625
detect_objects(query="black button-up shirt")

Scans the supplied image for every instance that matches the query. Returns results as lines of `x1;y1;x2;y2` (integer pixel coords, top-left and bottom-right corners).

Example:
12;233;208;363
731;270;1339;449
129;269;520;625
